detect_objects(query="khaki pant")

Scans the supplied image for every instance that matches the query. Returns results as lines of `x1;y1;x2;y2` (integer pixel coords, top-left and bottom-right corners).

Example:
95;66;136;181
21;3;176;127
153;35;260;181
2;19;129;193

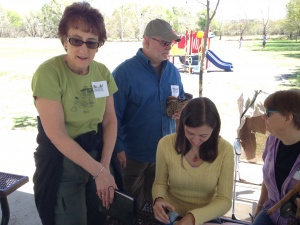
122;158;155;210
54;150;107;225
239;116;266;160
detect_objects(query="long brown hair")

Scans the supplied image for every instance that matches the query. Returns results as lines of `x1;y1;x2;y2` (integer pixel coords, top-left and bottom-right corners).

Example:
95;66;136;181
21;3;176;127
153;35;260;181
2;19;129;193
175;97;221;162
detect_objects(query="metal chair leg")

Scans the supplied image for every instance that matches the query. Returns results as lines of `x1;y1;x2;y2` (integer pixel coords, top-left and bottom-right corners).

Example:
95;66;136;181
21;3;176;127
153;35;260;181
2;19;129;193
0;197;10;225
232;138;242;220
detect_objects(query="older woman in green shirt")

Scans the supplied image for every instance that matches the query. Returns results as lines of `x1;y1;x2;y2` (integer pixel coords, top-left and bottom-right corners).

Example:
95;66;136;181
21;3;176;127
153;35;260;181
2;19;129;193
31;2;118;225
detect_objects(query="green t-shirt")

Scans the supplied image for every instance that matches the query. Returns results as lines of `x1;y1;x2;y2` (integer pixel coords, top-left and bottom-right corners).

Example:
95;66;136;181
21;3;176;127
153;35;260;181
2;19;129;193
32;55;118;138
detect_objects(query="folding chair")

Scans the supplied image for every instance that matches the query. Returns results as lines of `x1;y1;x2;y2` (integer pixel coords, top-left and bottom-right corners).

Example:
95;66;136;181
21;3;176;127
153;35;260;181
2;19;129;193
231;90;269;220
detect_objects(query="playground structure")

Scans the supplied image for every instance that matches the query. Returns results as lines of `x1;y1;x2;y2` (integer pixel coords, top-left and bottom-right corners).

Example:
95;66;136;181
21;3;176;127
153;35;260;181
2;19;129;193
206;50;234;71
169;30;233;73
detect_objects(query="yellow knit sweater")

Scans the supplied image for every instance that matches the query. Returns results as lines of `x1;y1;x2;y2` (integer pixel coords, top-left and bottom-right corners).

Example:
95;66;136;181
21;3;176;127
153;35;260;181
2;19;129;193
152;133;234;225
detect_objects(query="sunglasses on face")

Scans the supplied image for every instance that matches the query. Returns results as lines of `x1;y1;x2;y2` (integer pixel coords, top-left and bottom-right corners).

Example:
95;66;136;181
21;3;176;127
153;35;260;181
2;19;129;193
265;109;278;117
67;37;100;49
151;37;173;47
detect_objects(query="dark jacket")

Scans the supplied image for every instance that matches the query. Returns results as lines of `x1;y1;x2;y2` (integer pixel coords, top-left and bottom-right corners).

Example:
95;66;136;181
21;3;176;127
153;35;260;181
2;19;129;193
33;117;123;225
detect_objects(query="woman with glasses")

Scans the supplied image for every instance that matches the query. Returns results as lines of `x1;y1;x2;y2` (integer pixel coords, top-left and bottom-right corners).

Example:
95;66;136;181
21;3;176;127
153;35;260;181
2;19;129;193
252;89;300;225
31;2;119;225
152;97;234;225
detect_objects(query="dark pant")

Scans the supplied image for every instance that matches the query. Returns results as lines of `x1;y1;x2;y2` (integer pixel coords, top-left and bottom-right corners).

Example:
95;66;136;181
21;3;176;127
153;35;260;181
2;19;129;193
252;208;274;225
54;150;107;225
122;158;155;210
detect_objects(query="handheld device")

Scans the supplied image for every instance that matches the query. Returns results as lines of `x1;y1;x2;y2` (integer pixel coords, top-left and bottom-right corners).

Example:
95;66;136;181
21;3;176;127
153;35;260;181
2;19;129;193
167;211;179;224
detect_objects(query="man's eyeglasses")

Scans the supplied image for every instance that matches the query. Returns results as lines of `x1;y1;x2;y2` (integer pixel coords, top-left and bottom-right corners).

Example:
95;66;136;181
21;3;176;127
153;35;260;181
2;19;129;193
151;37;173;47
265;109;278;117
67;37;100;49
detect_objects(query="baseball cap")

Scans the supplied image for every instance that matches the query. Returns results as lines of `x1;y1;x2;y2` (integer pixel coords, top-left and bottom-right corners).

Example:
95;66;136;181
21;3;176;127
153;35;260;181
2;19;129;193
144;19;181;42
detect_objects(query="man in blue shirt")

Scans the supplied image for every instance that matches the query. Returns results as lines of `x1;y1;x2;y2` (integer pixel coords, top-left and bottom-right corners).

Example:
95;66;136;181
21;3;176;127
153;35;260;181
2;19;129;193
112;18;185;209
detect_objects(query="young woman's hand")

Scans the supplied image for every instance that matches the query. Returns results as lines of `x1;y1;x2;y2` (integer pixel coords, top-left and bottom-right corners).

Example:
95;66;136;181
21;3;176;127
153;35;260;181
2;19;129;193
153;198;175;224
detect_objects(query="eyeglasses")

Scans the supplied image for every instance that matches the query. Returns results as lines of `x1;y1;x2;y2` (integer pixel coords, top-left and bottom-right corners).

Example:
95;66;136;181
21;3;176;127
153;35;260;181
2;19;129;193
151;37;173;47
264;109;278;117
67;37;100;49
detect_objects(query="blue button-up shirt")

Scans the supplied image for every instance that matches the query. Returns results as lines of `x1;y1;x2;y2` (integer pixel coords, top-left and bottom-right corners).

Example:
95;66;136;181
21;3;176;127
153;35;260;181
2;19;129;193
112;48;185;162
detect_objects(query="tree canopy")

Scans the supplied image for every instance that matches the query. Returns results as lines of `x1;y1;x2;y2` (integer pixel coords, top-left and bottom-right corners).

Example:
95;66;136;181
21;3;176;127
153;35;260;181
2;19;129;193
0;0;298;40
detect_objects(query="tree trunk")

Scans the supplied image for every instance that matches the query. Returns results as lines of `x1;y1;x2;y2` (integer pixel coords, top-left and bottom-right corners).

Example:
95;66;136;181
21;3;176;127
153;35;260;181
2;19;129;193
199;2;211;97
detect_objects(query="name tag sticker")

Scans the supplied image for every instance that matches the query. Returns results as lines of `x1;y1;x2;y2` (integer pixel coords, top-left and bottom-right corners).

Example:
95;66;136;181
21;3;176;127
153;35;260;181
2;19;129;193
293;168;300;180
171;85;179;97
92;81;109;98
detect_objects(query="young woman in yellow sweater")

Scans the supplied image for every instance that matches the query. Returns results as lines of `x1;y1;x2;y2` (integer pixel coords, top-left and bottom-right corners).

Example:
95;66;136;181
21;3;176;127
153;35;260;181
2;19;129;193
152;97;235;225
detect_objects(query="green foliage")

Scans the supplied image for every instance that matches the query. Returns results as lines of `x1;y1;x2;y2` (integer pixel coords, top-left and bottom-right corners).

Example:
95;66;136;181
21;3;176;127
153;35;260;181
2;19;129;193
23;11;41;37
6;10;23;27
196;10;218;32
197;11;207;30
39;0;64;38
110;3;141;40
286;0;300;21
1;1;300;40
286;0;300;38
108;4;196;40
165;6;197;34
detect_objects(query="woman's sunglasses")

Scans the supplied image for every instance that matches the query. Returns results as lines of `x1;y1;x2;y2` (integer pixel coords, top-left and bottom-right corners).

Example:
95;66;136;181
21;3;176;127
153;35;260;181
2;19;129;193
67;37;99;49
265;109;278;117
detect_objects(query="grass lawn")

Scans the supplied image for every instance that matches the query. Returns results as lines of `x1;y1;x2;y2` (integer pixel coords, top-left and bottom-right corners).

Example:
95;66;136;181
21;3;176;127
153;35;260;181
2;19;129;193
243;39;300;86
0;38;65;130
0;37;299;162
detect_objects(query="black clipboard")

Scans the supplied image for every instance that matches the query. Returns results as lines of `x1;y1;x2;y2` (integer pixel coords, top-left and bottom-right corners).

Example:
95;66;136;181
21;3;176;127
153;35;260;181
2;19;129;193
99;190;136;225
